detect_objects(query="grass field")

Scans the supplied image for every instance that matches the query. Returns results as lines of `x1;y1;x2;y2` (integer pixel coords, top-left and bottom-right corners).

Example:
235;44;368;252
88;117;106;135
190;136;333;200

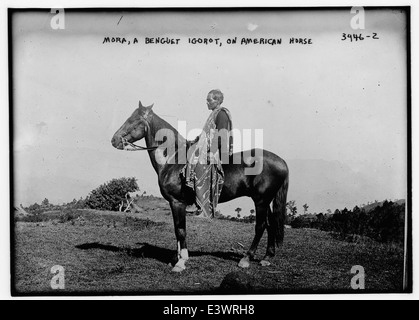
13;198;404;295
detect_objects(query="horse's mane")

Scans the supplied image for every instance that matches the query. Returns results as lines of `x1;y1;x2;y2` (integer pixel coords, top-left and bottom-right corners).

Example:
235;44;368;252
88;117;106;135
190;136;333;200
149;111;187;149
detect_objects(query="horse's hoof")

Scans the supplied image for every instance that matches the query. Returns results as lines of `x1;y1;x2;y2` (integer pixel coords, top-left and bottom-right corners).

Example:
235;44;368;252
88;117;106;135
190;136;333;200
172;258;186;272
260;260;271;267
172;265;185;272
238;257;250;268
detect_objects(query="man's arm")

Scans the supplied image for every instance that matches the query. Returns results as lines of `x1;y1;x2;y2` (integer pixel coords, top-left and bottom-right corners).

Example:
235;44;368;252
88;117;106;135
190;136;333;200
216;110;230;131
212;110;231;162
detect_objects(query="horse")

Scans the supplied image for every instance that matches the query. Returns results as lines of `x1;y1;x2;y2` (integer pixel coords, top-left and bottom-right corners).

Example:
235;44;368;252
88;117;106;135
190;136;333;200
111;101;289;272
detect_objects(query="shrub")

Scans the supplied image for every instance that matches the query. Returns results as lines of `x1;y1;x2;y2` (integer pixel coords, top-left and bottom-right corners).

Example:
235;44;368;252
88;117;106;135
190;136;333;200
290;215;316;229
85;177;139;211
58;209;82;223
65;198;88;210
26;203;43;215
15;212;54;223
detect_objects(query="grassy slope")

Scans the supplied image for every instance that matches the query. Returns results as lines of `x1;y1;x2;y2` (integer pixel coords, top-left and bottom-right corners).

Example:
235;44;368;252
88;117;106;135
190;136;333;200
13;200;404;295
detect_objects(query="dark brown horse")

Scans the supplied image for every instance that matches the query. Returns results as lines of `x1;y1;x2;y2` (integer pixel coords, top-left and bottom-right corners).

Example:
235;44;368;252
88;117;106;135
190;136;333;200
111;101;289;272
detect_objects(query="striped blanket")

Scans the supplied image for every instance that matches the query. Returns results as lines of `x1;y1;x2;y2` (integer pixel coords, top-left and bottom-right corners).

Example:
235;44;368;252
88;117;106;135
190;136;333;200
182;107;233;218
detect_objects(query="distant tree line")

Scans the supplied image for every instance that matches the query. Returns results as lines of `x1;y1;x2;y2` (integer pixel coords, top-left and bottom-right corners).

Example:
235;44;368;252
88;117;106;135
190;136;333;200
211;208;256;223
289;200;405;244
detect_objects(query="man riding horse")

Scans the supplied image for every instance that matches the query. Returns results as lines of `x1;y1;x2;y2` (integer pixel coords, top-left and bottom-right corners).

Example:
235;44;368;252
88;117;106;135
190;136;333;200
182;89;233;218
112;91;288;272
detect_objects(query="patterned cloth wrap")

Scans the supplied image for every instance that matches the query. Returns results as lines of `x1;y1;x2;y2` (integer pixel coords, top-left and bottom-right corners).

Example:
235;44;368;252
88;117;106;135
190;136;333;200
182;107;233;218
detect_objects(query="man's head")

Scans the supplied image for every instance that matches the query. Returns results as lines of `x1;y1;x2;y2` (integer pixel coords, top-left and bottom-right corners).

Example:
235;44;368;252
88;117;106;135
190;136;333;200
207;89;224;110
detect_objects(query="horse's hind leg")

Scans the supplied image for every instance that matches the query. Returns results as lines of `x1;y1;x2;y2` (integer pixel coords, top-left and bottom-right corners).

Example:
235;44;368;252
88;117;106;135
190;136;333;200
260;206;275;266
169;200;189;272
238;202;268;268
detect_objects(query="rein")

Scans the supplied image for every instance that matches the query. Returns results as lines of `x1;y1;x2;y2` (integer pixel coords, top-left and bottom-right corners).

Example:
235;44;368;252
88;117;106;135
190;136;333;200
122;137;158;151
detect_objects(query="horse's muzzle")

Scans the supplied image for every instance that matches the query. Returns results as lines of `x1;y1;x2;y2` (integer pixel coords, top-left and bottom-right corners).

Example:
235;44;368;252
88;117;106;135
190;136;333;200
111;135;124;150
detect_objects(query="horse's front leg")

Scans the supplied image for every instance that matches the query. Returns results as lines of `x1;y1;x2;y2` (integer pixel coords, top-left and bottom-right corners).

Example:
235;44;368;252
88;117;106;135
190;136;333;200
170;200;189;272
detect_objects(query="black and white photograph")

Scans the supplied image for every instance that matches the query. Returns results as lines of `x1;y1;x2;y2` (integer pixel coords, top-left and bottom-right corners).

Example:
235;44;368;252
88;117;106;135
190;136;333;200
8;5;412;298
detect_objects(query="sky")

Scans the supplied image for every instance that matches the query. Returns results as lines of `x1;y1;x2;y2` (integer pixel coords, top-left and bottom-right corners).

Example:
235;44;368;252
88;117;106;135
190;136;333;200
11;8;408;214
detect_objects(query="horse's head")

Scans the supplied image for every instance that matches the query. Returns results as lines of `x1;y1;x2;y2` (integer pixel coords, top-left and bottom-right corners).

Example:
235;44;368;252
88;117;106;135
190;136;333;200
111;101;154;150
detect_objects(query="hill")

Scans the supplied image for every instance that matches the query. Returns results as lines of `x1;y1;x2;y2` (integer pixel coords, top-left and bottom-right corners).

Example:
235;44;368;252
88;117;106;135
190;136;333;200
13;202;404;294
361;199;406;213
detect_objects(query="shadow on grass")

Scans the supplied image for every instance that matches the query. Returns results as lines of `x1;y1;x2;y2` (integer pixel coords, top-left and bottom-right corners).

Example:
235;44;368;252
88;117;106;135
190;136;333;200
75;242;244;265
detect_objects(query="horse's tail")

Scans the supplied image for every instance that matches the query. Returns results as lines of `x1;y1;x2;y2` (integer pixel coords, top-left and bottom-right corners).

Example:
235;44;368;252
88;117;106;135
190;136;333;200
270;173;289;247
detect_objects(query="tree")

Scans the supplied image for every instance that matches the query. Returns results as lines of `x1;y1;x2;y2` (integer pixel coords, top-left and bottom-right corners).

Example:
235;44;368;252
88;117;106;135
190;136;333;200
74;197;87;209
303;203;309;214
85;177;139;211
286;200;298;216
235;207;242;218
41;198;50;207
28;202;42;215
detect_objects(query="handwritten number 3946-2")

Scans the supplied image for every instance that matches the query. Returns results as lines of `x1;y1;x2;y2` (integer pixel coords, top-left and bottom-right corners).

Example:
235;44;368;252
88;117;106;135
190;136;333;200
341;33;379;41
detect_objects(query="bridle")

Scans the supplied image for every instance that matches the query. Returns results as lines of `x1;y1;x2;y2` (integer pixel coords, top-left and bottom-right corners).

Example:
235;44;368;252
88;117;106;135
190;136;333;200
121;108;158;151
121;137;158;151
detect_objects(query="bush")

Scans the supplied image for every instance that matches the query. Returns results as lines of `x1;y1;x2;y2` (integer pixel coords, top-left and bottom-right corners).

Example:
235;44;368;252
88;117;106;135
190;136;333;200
58;209;82;223
85;177;139;211
26;203;43;215
15;212;56;223
65;198;88;210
